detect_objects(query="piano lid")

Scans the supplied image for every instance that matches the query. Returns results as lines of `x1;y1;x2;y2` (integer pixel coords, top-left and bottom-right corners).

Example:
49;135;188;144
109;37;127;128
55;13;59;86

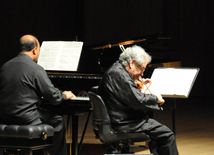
92;38;146;50
88;34;179;73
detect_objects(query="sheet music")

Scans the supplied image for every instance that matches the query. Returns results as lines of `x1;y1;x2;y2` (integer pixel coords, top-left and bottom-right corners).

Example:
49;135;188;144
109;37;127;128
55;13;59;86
146;68;199;98
38;41;83;71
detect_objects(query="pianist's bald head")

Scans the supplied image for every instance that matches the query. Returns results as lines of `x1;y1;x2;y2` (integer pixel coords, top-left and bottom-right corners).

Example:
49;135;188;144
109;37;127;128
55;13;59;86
19;34;40;62
19;35;39;52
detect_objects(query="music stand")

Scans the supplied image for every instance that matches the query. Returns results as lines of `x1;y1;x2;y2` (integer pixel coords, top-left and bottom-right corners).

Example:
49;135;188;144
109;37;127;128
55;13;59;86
147;67;200;134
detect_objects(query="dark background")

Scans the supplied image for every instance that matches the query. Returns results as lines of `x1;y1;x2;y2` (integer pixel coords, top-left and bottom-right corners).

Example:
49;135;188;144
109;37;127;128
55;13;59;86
0;0;213;99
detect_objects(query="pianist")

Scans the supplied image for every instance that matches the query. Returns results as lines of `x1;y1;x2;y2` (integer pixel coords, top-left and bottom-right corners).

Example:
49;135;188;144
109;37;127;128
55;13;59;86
0;34;75;155
98;45;179;155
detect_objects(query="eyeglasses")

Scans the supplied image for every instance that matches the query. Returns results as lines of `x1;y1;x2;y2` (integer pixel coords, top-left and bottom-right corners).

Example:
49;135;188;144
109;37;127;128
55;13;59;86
135;63;146;72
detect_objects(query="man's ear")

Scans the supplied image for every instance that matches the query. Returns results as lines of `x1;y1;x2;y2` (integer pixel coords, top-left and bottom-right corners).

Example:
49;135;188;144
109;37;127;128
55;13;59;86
129;59;135;69
32;47;37;55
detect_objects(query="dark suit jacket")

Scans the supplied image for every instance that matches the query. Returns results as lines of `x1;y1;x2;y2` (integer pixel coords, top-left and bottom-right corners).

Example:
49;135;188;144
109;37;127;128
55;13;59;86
98;61;160;133
0;53;66;125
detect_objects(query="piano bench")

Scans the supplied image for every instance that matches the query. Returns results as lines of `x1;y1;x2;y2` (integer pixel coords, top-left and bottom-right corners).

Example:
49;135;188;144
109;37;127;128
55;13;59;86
0;124;54;155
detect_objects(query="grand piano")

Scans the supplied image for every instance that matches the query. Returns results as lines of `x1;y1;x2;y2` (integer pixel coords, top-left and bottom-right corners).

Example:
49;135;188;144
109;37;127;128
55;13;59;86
44;34;181;155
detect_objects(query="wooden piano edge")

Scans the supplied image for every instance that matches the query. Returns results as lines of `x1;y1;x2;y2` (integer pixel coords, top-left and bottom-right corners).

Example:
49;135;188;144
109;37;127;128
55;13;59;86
148;61;181;68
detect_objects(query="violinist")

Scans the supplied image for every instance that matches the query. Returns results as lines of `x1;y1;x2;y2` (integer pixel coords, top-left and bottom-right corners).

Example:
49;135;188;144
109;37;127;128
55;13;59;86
98;45;179;155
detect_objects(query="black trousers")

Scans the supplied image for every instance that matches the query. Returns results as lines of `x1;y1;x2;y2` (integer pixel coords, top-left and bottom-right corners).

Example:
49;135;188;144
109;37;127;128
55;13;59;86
38;108;67;155
142;118;179;155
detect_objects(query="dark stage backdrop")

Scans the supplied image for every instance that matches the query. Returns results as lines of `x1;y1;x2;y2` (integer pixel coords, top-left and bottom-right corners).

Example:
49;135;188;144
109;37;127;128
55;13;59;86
0;0;78;63
0;0;163;63
0;0;213;98
84;0;163;46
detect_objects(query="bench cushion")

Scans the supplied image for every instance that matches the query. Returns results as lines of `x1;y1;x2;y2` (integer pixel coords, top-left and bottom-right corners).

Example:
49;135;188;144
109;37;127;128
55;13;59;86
0;124;55;148
0;124;54;139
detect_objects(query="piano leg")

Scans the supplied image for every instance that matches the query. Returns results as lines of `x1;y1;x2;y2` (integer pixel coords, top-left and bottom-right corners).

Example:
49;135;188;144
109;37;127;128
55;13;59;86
78;111;92;154
72;114;79;155
70;112;91;155
66;110;92;155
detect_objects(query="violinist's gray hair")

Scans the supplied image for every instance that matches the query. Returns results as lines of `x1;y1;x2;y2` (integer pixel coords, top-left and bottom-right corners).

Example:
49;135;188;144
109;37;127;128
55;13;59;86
119;45;152;66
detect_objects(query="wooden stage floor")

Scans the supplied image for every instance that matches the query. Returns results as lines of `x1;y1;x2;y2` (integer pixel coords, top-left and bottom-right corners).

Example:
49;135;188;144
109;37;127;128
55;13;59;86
66;96;214;155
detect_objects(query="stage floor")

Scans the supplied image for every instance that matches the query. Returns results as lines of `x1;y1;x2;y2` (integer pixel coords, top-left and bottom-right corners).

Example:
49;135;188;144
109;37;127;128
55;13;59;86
65;96;214;155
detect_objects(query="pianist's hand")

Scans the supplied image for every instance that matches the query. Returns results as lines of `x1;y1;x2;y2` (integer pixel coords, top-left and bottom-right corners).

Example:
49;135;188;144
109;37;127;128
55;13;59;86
63;91;76;100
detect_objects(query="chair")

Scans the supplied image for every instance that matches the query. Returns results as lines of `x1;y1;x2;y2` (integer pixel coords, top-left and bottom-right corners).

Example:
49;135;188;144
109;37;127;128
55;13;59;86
88;91;151;155
0;124;54;155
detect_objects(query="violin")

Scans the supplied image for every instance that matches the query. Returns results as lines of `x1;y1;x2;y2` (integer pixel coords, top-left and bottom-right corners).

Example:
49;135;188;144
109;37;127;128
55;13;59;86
135;76;146;90
135;79;144;90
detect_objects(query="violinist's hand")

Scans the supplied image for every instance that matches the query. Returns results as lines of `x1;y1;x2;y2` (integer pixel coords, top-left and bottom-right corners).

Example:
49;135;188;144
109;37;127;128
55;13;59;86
154;93;165;105
63;91;76;100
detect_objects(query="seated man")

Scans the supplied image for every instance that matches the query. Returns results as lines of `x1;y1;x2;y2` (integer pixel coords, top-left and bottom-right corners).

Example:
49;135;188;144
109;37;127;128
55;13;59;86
0;34;75;155
98;45;179;155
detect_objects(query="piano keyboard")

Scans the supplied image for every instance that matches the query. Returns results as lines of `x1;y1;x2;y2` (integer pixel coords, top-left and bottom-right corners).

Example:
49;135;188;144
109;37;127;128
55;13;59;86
70;96;90;101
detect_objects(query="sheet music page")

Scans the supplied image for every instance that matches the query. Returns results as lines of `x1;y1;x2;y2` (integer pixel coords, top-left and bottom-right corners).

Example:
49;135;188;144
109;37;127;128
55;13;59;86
37;41;83;71
146;68;199;98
